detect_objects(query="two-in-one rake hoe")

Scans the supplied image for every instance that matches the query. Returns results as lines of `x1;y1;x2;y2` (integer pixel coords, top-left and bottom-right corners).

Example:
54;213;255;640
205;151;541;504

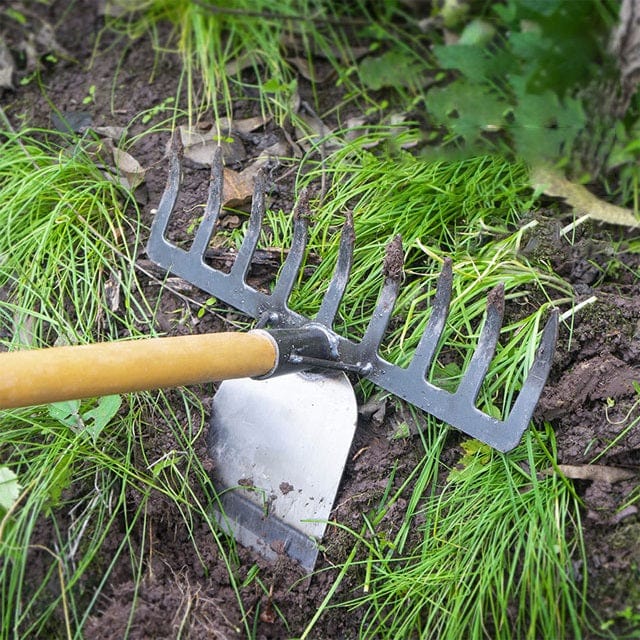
0;132;558;571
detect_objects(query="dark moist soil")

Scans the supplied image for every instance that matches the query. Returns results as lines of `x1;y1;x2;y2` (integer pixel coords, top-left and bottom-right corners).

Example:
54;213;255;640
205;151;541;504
2;1;639;638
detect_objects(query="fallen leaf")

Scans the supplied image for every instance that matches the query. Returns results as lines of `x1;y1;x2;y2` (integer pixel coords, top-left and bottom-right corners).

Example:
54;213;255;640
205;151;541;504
545;464;637;484
223;167;256;208
531;166;639;228
107;141;146;190
294;106;340;152
286;56;335;83
178;125;246;167
0;466;22;511
51;111;93;134
230;115;271;134
218;214;241;229
225;52;260;76
91;125;127;140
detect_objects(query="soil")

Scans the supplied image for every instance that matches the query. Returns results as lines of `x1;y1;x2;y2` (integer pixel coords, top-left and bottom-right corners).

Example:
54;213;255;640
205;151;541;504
1;1;639;638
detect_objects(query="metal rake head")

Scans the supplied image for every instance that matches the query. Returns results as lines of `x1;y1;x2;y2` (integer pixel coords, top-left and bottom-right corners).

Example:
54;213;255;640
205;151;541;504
147;132;559;452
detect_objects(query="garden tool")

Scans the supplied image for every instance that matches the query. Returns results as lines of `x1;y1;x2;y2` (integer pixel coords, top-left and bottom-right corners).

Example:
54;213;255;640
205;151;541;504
0;132;558;572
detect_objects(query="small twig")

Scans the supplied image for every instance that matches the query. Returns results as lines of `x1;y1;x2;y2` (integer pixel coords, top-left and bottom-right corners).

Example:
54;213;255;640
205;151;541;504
559;295;598;323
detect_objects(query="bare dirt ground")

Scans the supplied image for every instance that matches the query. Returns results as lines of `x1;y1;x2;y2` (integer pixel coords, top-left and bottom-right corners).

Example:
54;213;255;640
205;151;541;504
1;1;639;638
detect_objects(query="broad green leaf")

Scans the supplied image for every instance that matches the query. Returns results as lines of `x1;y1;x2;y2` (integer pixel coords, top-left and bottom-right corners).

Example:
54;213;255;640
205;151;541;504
510;89;585;162
0;467;21;511
49;453;73;506
83;395;122;441
458;19;496;47
447;439;492;482
427;80;507;144
433;44;494;80
359;50;424;91
48;400;82;429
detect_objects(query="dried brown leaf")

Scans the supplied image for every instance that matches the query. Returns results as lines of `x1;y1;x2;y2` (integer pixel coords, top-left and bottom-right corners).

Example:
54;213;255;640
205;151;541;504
223;167;256;208
178;126;247;167
286;57;335;83
108;143;146;190
531;166;639;228
545;464;637;484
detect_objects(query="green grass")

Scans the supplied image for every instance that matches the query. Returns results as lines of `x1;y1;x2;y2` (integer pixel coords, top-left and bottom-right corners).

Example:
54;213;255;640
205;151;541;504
286;144;573;415
0;127;256;637
261;142;592;638
104;0;430;126
315;427;590;639
0;127;144;345
0;121;595;638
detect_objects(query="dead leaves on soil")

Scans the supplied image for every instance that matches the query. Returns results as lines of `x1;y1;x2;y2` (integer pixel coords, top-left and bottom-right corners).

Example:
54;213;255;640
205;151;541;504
176;120;289;208
531;166;640;229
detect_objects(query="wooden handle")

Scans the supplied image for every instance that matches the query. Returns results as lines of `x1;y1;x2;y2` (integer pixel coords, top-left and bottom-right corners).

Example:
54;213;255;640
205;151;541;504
0;332;277;409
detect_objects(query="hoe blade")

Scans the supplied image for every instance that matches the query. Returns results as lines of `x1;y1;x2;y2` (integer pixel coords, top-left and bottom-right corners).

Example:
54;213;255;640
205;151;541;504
208;371;358;572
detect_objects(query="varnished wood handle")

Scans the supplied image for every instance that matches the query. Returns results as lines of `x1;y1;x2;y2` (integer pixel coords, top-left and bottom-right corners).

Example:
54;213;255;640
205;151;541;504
0;332;277;409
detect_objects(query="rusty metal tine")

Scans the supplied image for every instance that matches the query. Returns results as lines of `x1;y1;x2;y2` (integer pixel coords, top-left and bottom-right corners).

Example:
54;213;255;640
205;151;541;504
147;131;183;248
315;213;355;327
359;236;403;357
408;258;453;377
229;170;267;281
190;147;223;258
270;190;310;307
455;284;505;403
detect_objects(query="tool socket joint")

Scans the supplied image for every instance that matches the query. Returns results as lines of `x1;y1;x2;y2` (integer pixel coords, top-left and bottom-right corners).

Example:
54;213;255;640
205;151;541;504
250;325;342;378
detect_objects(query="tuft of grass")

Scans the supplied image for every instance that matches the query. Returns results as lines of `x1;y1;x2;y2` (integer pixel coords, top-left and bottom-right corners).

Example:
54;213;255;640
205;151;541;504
278;145;593;638
322;426;591;639
0;128;146;346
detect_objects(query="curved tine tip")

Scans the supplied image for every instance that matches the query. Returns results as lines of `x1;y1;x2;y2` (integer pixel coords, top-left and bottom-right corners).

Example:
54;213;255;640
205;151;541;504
169;128;184;160
538;308;560;358
212;144;223;167
383;234;404;282
252;166;268;196
340;210;355;244
486;282;505;316
210;145;223;183
441;256;453;275
293;187;311;221
437;256;453;290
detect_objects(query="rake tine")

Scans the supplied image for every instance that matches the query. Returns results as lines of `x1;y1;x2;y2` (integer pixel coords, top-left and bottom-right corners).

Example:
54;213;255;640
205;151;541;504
190;146;224;257
270;189;310;307
455;283;505;403
503;310;559;433
315;212;355;327
148;131;183;243
360;235;403;357
230;169;267;280
408;258;453;377
147;137;560;455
